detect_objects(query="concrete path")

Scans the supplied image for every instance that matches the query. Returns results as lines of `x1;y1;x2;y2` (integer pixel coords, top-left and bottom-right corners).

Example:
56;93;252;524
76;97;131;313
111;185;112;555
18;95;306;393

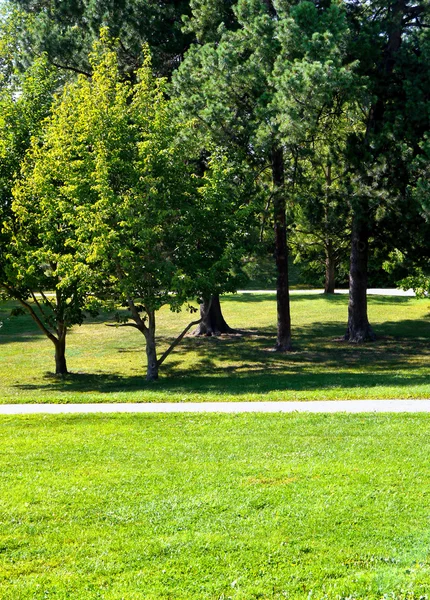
1;400;430;414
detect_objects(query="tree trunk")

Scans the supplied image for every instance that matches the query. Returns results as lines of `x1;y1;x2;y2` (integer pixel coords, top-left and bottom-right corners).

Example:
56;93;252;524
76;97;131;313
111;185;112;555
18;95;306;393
345;212;375;342
344;1;406;342
323;164;335;295
193;294;235;336
324;240;336;294
54;336;68;375
272;146;292;351
144;309;159;381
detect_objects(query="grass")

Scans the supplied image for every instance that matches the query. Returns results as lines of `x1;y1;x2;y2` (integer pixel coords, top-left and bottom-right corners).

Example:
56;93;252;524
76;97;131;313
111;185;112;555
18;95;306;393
1;412;430;599
0;293;429;403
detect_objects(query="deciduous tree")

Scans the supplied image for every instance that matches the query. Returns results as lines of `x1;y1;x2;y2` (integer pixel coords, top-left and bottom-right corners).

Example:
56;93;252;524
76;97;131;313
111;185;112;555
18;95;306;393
15;34;252;380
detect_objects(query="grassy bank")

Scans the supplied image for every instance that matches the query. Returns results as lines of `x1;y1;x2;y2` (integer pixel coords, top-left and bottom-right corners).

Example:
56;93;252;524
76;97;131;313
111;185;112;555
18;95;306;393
0;293;429;403
1;413;430;599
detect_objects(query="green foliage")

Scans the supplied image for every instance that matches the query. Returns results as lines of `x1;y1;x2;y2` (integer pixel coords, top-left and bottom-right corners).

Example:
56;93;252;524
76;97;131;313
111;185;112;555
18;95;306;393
2;0;429;353
0;53;59;286
11;33;253;376
0;57;91;366
174;0;277;160
343;1;430;264
413;135;430;221
7;0;193;78
175;0;367;296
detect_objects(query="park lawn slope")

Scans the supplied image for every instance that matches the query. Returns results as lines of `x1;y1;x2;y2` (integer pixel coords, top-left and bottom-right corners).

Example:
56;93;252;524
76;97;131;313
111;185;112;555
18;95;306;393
0;293;429;403
1;413;430;599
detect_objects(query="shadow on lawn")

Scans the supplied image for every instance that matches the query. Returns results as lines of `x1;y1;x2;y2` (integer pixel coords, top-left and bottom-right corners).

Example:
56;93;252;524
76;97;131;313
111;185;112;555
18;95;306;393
13;318;429;396
0;322;45;344
1;293;423;346
14;367;429;396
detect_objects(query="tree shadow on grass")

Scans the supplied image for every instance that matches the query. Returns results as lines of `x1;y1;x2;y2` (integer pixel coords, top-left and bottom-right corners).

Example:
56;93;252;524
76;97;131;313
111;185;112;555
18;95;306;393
13;318;429;397
0;321;46;344
14;367;429;397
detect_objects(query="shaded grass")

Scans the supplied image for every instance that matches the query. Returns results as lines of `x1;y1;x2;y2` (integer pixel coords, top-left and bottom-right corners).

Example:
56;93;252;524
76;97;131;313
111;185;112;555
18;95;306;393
1;413;430;599
0;293;429;403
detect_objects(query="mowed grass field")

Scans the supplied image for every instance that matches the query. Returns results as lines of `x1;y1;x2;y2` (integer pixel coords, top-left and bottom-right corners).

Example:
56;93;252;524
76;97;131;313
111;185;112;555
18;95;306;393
0;293;429;403
1;413;430;599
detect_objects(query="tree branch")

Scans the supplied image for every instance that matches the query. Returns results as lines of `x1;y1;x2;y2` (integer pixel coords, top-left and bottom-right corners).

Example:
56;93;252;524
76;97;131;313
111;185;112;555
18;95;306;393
16;295;57;343
49;60;91;78
127;296;147;332
30;291;49;321
157;317;203;368
105;322;139;329
39;289;55;311
1;281;60;344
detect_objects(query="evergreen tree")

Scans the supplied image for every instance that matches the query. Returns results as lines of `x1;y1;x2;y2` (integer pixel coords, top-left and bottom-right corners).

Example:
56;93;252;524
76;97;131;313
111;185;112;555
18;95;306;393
174;0;361;349
341;0;430;340
6;0;193;78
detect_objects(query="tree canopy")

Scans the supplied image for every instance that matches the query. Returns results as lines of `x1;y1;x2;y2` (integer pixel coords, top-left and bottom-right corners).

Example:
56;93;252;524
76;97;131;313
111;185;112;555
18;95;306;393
6;33;254;378
0;0;429;378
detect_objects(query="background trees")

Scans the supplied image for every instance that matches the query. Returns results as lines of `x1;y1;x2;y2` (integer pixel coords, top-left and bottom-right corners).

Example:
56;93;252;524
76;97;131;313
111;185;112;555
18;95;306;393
173;0;369;348
4;0;193;78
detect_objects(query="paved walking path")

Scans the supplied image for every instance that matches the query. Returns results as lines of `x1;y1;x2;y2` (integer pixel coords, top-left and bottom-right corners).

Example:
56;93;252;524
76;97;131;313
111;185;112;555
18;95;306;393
1;400;430;414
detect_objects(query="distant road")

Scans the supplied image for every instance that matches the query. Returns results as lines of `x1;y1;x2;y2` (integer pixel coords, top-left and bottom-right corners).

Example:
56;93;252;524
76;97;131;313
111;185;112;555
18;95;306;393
237;288;416;296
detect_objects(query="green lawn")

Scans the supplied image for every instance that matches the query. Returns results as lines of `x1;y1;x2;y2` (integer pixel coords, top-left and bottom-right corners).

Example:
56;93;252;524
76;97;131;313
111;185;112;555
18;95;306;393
1;413;430;599
0;293;429;403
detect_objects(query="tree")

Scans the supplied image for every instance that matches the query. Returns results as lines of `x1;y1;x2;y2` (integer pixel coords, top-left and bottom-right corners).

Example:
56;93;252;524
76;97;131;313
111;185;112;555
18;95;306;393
174;0;363;348
271;1;367;302
0;56;81;374
15;34;252;380
174;0;295;350
289;184;351;294
341;0;430;341
382;136;430;297
7;0;193;78
1;59;96;375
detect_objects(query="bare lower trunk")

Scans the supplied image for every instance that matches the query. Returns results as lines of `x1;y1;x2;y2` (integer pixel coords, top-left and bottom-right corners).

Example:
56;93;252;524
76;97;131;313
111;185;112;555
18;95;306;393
193;294;235;336
343;0;406;342
272;146;292;351
345;213;375;342
54;335;68;375
144;310;158;381
324;240;336;294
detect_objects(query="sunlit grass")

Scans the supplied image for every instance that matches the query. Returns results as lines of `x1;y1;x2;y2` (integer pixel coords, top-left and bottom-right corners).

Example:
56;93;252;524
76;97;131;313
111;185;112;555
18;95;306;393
0;293;429;403
1;413;430;599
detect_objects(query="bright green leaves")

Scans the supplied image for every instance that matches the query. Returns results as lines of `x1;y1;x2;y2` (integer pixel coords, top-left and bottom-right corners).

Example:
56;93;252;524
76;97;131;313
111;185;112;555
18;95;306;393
0;54;59;289
8;32;249;376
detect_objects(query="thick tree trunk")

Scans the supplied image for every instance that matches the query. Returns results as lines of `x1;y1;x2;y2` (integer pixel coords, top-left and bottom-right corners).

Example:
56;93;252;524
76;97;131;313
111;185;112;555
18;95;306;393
345;213;375;342
344;1;406;342
54;335;68;375
144;310;158;381
193;294;235;336
324;240;336;294
272;146;292;351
